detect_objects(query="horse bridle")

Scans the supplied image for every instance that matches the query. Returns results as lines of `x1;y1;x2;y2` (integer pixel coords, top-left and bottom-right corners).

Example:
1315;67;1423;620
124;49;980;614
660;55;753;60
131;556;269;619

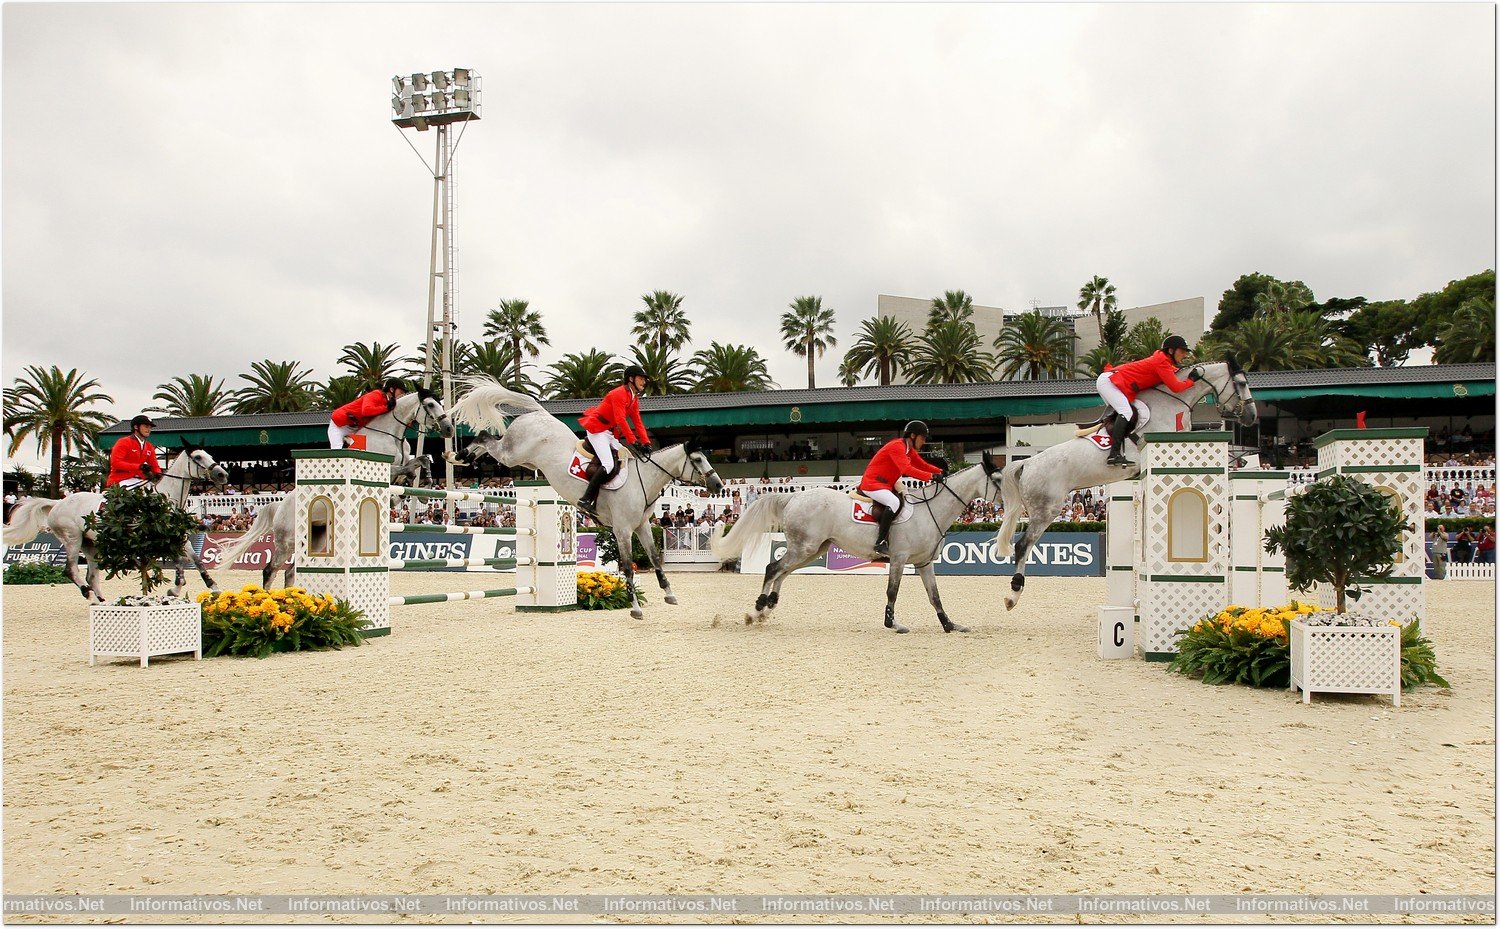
156;453;224;505
637;446;722;494
1153;365;1251;421
365;397;444;457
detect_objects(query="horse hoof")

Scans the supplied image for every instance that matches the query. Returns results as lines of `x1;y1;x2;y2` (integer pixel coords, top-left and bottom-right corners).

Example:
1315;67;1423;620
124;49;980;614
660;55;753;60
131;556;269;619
892;624;910;634
630;609;644;620
745;613;756;625
1004;595;1018;611
946;624;971;633
665;595;679;605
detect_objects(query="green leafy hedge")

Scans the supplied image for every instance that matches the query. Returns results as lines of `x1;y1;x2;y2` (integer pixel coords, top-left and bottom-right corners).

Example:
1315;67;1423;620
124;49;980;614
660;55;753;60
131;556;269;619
3;561;73;585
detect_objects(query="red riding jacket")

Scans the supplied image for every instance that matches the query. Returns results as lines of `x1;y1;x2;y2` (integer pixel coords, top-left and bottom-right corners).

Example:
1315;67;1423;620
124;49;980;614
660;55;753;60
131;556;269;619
1106;351;1195;403
331;389;392;429
106;435;161;487
579;385;651;445
859;438;942;493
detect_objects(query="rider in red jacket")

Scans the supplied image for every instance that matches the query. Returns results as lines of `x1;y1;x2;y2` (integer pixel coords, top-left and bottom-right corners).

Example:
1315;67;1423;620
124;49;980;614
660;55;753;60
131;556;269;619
576;365;653;517
329;379;407;449
107;415;163;488
859;421;943;556
1097;335;1199;466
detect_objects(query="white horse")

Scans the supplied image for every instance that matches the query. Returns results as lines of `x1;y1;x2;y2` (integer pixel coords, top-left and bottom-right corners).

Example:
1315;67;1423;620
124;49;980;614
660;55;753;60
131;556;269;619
995;356;1259;611
711;456;1006;633
215;390;454;587
449;377;726;619
3;441;230;602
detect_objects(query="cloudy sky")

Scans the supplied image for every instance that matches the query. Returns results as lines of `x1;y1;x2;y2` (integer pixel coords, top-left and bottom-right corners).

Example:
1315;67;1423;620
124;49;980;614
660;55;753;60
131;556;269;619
2;1;1493;466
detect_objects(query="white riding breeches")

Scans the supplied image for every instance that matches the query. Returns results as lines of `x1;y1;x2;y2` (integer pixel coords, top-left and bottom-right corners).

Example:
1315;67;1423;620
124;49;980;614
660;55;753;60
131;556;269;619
587;430;622;474
866;488;902;514
328;422;356;449
1096;373;1150;427
115;477;148;490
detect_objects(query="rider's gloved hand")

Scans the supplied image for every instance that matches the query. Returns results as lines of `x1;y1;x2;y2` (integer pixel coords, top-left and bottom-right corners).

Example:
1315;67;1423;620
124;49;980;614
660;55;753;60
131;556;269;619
931;471;946;484
1187;366;1204;383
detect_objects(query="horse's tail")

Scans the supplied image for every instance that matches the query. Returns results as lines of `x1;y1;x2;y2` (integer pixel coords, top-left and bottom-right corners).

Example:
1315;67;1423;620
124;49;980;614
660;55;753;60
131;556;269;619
711;494;794;563
3;497;59;546
215;501;279;569
994;461;1027;552
449;377;546;438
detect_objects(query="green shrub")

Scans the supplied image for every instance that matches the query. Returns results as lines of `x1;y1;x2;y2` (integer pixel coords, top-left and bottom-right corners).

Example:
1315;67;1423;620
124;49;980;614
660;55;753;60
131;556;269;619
1264;475;1407;613
199;586;368;659
84;486;198;594
3;561;72;585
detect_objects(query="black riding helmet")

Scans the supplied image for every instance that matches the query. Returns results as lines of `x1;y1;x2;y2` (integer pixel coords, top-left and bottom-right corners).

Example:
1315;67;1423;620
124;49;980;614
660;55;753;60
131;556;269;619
622;365;650;382
382;377;408;393
1161;335;1190;353
130;414;154;429
903;420;929;438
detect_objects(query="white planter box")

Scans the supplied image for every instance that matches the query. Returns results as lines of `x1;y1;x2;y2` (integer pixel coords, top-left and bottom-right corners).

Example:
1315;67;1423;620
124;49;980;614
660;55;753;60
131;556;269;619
89;602;202;667
1288;619;1401;707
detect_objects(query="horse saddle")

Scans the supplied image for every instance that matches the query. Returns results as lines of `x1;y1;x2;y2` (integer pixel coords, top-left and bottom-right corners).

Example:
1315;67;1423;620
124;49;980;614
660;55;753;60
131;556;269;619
847;489;916;525
568;441;630;490
1078;411;1142;451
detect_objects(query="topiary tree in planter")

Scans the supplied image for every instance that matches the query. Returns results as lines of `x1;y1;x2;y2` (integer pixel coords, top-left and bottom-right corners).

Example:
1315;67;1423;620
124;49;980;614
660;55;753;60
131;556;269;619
1263;475;1409;613
84;485;199;595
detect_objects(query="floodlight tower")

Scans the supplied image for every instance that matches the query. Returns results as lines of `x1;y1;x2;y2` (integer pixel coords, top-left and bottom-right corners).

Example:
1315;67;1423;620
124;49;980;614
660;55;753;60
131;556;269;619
390;68;481;475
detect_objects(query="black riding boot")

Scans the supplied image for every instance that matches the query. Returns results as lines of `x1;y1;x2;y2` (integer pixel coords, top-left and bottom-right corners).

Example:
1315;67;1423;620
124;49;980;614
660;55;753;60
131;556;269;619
577;466;610;517
873;506;898;557
1105;415;1134;467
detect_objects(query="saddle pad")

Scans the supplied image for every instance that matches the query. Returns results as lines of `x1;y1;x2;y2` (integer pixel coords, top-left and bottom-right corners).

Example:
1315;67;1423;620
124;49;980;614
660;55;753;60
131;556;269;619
850;498;916;525
1086;429;1113;450
567;451;629;491
346;434;368;451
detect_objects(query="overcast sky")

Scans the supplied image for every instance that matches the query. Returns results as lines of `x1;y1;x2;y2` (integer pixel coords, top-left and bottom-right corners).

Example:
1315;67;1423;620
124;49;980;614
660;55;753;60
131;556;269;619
3;1;1494;467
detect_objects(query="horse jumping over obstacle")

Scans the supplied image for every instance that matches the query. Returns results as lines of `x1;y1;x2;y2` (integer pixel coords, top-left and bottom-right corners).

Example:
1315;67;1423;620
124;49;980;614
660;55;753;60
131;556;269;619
995;357;1259;612
711;455;1006;633
3;441;230;602
215;391;454;586
450;377;726;619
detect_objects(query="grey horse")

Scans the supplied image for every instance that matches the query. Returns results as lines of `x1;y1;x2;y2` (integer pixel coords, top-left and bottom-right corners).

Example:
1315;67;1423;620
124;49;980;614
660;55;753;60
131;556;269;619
215;389;454;587
711;455;1006;633
3;441;229;602
995;356;1258;611
449;377;726;619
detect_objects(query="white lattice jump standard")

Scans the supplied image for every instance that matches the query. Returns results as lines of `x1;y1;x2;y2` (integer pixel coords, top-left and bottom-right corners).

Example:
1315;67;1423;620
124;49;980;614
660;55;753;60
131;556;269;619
293;450;577;636
1101;427;1427;661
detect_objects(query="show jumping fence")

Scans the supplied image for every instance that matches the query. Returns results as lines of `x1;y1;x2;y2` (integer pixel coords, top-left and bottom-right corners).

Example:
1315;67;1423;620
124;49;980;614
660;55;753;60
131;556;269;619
292;450;576;636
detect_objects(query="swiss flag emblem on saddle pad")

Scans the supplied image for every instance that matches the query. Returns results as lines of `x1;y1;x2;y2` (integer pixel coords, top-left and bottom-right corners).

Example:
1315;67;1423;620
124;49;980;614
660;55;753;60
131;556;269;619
345;434;368;451
849;499;916;524
1087;431;1112;450
566;451;629;490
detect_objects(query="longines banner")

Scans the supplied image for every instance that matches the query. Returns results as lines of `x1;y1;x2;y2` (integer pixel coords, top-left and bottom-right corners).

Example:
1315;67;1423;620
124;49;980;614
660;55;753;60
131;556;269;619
934;531;1103;577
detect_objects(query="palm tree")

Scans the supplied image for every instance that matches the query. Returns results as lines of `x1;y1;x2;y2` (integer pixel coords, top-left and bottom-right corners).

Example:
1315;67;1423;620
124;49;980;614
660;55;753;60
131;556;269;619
320;375;365;409
842;315;915;386
1197;311;1369;371
837;355;862;387
4;365;114;498
230;360;319;414
632;290;691;353
928;290;975;327
412;338;475;399
482;299;550;385
1435;296;1497;364
147;374;227;418
464;340;537;392
1077;308;1130;375
1078;275;1118;343
338;342;413;391
993;310;1076;380
544;350;619;400
907;320;996;384
619;343;695;395
62;440;111;493
690;342;775;393
1120;317;1171;362
779;296;838;389
1253;280;1315;317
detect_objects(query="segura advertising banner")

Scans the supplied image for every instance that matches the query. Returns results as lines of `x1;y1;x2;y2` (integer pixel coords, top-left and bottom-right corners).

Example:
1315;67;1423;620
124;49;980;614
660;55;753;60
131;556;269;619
193;532;513;572
935;532;1103;577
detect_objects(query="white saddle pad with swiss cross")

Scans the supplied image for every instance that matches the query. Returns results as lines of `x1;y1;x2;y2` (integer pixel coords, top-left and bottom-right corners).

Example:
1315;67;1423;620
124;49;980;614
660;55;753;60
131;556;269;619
567;451;629;490
850;498;917;525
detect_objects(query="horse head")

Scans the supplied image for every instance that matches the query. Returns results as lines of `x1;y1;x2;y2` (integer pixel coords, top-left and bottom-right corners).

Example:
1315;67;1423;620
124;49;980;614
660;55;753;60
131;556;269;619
178;438;229;489
1218;354;1258;427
